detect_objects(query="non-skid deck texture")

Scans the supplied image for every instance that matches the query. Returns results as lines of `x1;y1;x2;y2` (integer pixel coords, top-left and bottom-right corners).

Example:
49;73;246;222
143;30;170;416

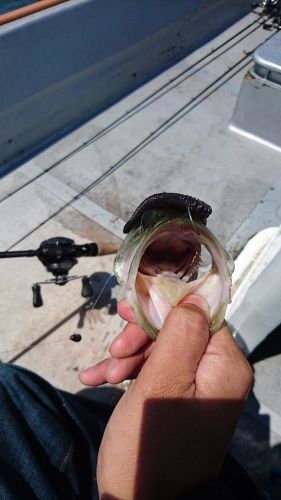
0;11;280;489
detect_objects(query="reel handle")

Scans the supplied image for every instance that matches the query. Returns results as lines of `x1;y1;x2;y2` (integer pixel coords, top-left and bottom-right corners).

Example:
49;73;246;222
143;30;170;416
32;284;43;308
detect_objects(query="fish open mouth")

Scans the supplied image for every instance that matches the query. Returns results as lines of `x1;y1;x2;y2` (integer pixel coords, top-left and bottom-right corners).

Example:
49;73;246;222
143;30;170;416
133;219;233;337
114;193;233;340
138;230;201;280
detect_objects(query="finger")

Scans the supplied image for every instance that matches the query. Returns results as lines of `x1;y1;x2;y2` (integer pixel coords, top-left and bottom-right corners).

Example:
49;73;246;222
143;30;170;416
206;321;244;357
110;322;151;358
79;358;113;386
200;321;254;399
105;344;153;384
117;299;136;323
134;295;210;397
156;295;210;372
80;343;154;386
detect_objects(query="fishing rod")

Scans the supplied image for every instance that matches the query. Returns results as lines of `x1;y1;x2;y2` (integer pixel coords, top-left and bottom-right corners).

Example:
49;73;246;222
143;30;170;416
0;14;264;205
0;237;119;308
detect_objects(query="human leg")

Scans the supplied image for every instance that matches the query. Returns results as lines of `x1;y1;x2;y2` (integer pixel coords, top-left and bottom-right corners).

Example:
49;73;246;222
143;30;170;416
0;363;113;500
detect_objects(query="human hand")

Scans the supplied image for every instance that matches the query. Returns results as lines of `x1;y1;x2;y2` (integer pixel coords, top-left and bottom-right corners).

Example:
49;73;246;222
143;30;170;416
79;298;154;386
80;295;253;499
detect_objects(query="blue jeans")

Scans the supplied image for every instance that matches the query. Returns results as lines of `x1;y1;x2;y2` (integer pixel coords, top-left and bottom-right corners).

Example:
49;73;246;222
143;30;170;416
0;364;264;500
0;363;113;500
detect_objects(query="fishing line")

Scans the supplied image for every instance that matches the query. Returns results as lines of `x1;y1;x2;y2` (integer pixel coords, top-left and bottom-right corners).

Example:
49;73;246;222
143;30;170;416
187;206;195;232
89;273;114;310
2;275;115;361
0;15;264;204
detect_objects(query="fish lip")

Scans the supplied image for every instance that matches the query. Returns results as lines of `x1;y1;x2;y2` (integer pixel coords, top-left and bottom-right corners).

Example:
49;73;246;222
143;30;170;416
115;210;233;338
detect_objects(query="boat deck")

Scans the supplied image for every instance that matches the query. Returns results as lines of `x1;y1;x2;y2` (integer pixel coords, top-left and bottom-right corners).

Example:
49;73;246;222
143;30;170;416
1;10;281;489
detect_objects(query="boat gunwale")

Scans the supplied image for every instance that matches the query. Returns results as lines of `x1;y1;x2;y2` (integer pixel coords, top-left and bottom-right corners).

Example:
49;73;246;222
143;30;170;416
0;0;69;26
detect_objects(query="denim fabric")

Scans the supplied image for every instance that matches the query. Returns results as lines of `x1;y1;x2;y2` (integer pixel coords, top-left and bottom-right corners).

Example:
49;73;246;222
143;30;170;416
0;364;113;500
0;364;264;500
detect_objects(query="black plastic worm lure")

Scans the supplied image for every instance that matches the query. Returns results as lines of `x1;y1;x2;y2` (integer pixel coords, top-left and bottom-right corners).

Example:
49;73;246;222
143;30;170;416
123;192;212;234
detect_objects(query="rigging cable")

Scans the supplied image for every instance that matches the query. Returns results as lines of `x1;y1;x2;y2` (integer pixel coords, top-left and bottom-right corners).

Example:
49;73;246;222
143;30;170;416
0;14;266;205
7;29;277;252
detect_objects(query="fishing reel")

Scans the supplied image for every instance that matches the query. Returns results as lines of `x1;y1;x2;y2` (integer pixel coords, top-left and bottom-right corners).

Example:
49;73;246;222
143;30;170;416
253;0;281;28
0;237;118;307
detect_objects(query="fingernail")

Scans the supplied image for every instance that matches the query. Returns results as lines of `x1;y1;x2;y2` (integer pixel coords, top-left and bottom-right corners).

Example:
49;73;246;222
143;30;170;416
180;294;210;317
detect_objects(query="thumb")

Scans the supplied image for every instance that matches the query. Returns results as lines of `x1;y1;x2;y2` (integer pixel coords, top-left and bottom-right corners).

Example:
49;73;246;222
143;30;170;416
134;295;210;397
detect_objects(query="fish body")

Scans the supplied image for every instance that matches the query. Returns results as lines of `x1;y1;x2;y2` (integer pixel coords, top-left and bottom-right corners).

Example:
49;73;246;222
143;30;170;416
114;193;234;340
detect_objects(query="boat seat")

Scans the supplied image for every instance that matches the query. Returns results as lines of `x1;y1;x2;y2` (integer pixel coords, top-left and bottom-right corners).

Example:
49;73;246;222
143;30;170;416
229;31;281;151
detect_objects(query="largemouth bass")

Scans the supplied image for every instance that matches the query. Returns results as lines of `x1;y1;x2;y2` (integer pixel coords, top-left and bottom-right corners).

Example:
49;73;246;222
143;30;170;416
114;193;234;340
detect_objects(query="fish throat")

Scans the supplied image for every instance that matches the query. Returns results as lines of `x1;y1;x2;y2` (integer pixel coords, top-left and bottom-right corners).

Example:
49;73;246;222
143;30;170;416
135;221;218;335
138;228;201;279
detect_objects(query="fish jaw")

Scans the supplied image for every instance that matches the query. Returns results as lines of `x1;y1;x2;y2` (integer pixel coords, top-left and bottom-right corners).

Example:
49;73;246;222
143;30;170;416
114;216;233;339
135;269;227;334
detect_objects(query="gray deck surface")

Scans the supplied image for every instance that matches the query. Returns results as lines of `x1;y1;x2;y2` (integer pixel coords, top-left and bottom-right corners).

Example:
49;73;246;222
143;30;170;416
0;11;281;490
